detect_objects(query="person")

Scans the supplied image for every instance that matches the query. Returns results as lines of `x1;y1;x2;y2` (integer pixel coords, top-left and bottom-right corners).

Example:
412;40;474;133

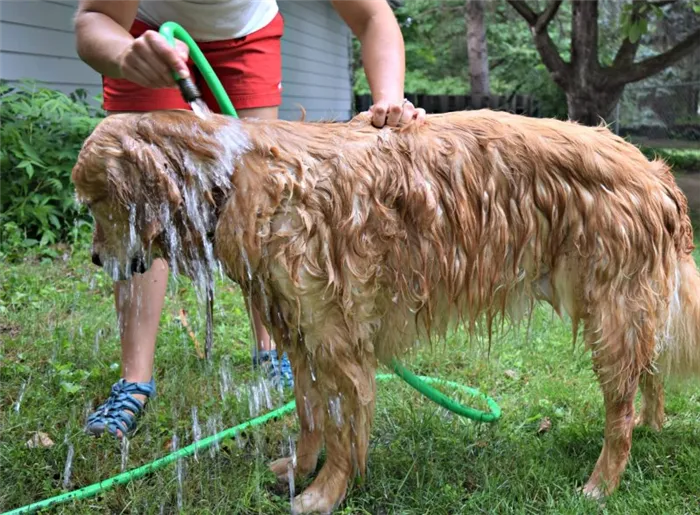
74;0;425;439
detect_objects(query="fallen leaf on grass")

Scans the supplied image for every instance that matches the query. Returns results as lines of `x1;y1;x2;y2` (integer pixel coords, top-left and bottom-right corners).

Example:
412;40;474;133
26;432;54;448
178;308;205;359
504;369;518;380
537;417;552;434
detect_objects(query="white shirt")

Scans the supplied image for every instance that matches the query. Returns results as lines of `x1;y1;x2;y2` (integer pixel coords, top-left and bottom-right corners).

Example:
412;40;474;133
136;0;279;41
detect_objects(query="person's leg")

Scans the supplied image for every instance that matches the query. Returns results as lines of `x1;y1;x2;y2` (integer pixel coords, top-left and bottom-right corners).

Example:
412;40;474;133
86;19;193;438
197;12;292;387
116;259;170;387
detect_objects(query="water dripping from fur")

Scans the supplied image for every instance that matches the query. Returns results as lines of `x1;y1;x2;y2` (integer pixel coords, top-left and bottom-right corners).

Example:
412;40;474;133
14;379;28;414
207;413;223;459
120;436;130;472
62;437;74;489
172;433;184;510
219;358;233;400
287;435;297;507
93;328;103;358
303;395;315;432
329;395;343;427
191;407;202;460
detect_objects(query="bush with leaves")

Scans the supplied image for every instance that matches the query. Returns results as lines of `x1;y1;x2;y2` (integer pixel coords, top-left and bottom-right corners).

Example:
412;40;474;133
0;81;105;260
640;146;700;172
353;0;568;118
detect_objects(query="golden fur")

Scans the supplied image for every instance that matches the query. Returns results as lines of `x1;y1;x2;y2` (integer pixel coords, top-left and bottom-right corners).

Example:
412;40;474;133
72;109;700;513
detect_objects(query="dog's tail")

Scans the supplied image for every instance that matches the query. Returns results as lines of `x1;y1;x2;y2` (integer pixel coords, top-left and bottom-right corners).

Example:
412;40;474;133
657;253;700;379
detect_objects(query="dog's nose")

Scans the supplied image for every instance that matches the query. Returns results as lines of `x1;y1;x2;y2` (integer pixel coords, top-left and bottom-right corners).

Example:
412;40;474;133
91;252;103;267
130;256;147;274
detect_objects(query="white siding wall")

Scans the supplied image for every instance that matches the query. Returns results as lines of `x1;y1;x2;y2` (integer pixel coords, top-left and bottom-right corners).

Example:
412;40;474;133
278;0;352;121
0;0;352;121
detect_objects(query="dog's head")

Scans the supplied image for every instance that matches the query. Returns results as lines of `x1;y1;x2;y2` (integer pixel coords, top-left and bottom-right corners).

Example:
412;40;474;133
72;111;249;282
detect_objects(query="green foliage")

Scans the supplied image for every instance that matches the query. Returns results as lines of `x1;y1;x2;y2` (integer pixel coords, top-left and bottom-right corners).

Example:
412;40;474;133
354;68;469;96
353;0;569;118
353;0;697;124
640;146;700;172
0;81;104;260
619;2;661;44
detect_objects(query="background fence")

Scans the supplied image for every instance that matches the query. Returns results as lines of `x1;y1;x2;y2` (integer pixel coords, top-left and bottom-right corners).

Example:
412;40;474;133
615;81;700;141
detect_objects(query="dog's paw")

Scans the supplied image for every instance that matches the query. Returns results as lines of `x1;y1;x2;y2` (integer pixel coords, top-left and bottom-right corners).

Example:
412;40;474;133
269;457;295;482
580;481;605;501
291;490;336;515
634;413;663;432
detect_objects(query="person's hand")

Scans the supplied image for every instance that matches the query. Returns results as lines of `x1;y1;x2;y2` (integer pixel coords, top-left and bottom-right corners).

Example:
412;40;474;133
117;30;190;89
368;98;426;128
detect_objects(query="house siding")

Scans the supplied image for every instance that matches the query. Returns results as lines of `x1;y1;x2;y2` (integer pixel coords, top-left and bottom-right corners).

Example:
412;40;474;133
0;0;352;121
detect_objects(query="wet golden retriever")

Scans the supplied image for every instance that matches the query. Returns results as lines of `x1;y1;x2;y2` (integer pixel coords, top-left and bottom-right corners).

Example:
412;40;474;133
72;109;700;514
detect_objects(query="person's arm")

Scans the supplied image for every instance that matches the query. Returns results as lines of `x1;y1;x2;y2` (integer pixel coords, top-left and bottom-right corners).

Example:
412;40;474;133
74;0;189;88
331;0;425;127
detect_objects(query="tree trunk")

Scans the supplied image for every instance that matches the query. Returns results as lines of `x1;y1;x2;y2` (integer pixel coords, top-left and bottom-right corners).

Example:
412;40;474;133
566;87;623;126
507;0;700;126
465;0;490;109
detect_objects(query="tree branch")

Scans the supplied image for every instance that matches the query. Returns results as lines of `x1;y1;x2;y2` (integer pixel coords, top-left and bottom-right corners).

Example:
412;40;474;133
609;27;700;86
649;0;678;7
535;0;563;33
507;0;538;25
612;38;642;68
507;0;570;87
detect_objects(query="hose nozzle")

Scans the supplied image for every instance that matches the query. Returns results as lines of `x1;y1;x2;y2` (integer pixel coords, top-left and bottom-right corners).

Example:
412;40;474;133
177;76;202;104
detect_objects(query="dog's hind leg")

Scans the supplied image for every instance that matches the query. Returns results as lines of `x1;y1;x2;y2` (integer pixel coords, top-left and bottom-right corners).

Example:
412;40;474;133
291;343;377;515
635;369;665;431
581;314;654;499
270;346;325;482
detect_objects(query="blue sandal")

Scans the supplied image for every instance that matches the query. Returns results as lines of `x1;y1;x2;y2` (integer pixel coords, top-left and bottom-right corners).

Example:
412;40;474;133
253;349;294;389
85;378;156;438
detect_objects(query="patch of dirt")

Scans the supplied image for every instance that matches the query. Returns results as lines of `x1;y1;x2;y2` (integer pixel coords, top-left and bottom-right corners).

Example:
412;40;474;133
0;322;21;338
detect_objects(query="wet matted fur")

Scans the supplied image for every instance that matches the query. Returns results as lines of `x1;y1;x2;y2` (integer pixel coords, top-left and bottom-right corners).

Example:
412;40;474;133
72;109;700;513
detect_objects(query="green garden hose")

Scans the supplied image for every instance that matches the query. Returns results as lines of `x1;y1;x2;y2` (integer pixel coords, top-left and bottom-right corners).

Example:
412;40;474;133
3;373;498;515
1;22;503;515
3;400;295;515
159;21;238;117
389;359;501;423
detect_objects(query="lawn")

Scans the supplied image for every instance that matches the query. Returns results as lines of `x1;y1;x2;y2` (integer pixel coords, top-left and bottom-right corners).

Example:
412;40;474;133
1;218;700;514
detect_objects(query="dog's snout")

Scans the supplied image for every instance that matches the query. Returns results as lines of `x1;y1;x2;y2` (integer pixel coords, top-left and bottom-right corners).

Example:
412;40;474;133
91;252;103;268
131;256;147;274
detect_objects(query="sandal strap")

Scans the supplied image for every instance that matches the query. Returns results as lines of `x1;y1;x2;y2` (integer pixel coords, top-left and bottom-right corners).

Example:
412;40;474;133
86;378;155;436
254;350;294;388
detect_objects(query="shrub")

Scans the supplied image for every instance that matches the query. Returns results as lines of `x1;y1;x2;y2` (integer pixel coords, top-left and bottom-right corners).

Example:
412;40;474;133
640;146;700;172
0;81;105;260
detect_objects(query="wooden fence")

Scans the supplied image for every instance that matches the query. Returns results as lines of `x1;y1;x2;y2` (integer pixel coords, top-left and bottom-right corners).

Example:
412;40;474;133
354;93;540;117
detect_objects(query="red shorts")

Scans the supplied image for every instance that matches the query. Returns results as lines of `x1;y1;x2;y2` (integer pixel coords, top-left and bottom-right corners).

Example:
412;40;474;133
102;13;283;113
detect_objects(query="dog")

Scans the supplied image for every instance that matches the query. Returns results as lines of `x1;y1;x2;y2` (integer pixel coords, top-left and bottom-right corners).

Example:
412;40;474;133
72;108;700;514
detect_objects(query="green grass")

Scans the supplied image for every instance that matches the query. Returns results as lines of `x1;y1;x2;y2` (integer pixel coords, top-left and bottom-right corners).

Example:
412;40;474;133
1;228;700;514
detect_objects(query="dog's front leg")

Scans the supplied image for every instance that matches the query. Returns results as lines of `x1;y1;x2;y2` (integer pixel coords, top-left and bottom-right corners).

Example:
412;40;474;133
291;346;377;515
270;346;325;482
